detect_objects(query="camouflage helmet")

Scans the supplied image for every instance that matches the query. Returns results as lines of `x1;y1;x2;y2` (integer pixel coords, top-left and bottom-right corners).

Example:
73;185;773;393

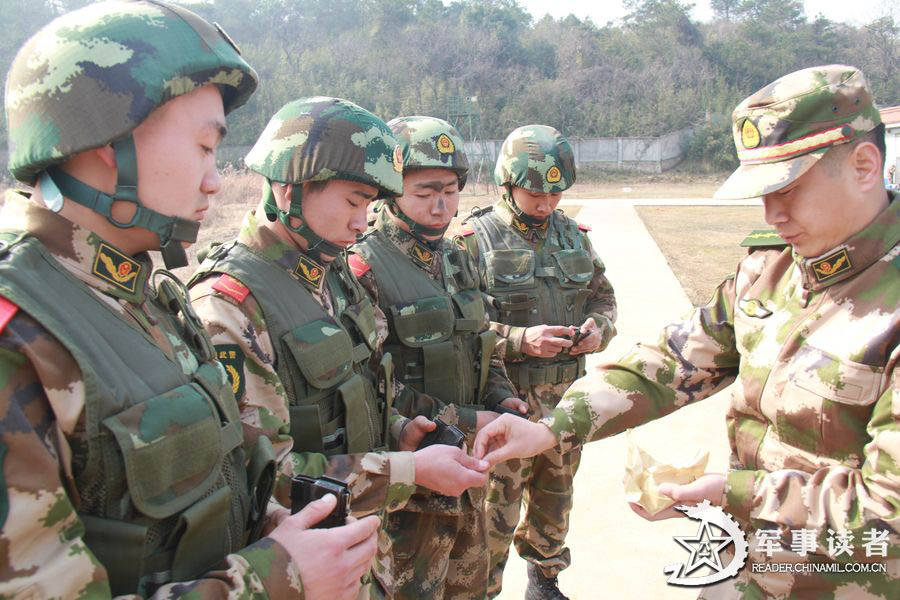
387;116;469;190
715;65;882;200
494;125;576;194
245;97;403;261
6;0;258;182
4;0;258;269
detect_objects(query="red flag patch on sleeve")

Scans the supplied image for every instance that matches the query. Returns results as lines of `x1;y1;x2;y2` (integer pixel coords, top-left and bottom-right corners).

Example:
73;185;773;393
577;223;592;232
459;227;475;236
348;254;371;278
212;274;250;304
0;296;19;334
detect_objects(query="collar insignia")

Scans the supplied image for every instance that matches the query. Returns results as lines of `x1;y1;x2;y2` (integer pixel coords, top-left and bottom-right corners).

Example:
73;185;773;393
811;248;852;282
511;216;548;237
295;255;325;287
92;242;141;293
410;241;435;268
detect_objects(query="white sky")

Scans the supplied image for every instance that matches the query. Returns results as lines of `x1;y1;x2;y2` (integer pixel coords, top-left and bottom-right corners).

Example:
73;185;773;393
518;0;897;26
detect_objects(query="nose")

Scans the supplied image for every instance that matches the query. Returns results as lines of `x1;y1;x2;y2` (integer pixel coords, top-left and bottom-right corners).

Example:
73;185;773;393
762;195;787;225
432;196;447;215
349;206;368;234
201;166;222;197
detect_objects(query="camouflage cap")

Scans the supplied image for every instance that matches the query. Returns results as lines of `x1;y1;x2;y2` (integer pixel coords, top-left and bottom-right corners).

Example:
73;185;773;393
494;125;575;193
245;96;403;198
387;116;469;190
715;65;881;200
5;0;258;183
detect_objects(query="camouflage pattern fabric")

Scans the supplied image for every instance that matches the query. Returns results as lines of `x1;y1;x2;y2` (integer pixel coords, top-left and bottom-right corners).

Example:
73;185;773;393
0;191;300;599
546;197;900;597
190;210;418;517
353;210;519;598
715;65;882;200
387;116;469;189
5;0;257;182
493;125;575;194
456;198;617;594
244;97;403;197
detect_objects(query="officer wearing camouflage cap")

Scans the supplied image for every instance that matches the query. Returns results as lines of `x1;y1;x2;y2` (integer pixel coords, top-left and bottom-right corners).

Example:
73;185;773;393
456;125;617;599
188;99;491;598
348;116;527;598
0;2;375;598
475;65;898;597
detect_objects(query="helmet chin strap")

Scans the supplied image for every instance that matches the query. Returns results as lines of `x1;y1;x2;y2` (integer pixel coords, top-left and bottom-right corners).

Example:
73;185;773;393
385;198;450;241
262;181;343;263
505;187;548;226
46;136;198;268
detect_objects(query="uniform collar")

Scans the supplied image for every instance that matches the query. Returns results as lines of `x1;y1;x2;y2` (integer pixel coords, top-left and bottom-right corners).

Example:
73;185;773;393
375;210;444;273
1;190;151;303
494;196;550;241
796;195;899;291
237;209;330;292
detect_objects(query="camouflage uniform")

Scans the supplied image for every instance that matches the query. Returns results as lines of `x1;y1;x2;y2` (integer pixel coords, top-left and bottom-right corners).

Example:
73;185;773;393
545;66;899;597
0;2;304;598
455;126;617;595
350;116;518;599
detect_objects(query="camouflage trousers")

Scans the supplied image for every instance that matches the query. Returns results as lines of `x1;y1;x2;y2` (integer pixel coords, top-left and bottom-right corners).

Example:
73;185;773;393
378;491;489;599
484;381;581;597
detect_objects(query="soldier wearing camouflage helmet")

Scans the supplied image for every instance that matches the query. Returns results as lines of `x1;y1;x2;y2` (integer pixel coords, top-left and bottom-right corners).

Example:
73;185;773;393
475;65;899;598
0;1;358;598
455;125;617;599
188;100;491;597
348;116;526;598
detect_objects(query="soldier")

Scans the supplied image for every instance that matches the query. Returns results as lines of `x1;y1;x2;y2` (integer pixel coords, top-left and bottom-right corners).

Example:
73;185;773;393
474;65;899;598
349;116;527;598
0;2;382;600
455;125;617;599
188;98;491;596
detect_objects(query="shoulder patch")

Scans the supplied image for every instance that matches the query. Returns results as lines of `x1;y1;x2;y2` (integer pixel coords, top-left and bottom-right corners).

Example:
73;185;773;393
577;223;592;232
212;274;250;303
0;296;19;334
740;229;788;248
348;253;371;278
459;227;475;237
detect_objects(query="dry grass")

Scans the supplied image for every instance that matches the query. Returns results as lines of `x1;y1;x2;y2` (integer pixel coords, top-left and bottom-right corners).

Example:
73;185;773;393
635;206;768;306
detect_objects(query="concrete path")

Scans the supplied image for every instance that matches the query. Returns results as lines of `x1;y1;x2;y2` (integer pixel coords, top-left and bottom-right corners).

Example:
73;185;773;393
495;200;734;599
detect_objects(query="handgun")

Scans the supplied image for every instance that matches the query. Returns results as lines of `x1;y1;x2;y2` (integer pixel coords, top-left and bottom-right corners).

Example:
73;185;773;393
290;475;351;528
417;417;466;449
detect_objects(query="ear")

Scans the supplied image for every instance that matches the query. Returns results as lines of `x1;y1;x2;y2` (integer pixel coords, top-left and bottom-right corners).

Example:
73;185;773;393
272;182;292;211
849;142;882;192
93;145;117;169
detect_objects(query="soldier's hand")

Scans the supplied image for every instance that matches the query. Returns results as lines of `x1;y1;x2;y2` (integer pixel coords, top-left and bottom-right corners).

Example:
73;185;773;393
473;414;557;465
628;473;726;521
413;444;490;496
268;494;380;600
521;325;575;357
398;415;436;451
569;317;603;355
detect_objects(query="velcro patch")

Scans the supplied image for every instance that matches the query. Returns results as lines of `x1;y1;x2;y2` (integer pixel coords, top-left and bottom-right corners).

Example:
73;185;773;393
212;274;250;303
215;344;246;400
578;223;592;232
0;296;19;334
348;254;371;278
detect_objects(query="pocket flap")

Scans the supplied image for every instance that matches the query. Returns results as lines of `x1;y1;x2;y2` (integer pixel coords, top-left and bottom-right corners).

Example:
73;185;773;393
282;318;353;389
790;346;883;405
103;384;223;519
343;300;379;351
390;296;455;347
486;249;535;286
452;289;487;325
552;249;593;284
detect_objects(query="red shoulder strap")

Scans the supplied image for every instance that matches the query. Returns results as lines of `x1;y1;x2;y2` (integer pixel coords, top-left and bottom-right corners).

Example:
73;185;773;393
0;296;20;334
459;227;475;236
212;274;250;304
348;254;371;278
577;223;592;232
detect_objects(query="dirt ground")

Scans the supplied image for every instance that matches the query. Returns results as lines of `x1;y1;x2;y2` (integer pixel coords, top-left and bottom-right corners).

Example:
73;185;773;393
636;206;768;306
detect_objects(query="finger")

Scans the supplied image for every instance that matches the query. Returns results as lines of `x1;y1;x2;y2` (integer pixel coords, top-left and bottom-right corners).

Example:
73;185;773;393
473;422;502;458
546;336;573;347
455;449;490;472
339;514;381;547
290;493;337;529
481;445;514;466
545;325;576;336
414;416;436;432
343;528;379;573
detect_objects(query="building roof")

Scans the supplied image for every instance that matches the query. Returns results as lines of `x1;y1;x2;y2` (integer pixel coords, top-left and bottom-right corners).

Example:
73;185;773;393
881;106;900;129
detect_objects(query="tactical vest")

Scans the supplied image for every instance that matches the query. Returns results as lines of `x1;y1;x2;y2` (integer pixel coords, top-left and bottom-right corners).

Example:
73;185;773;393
0;232;272;597
353;230;496;408
470;209;592;387
191;242;388;456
